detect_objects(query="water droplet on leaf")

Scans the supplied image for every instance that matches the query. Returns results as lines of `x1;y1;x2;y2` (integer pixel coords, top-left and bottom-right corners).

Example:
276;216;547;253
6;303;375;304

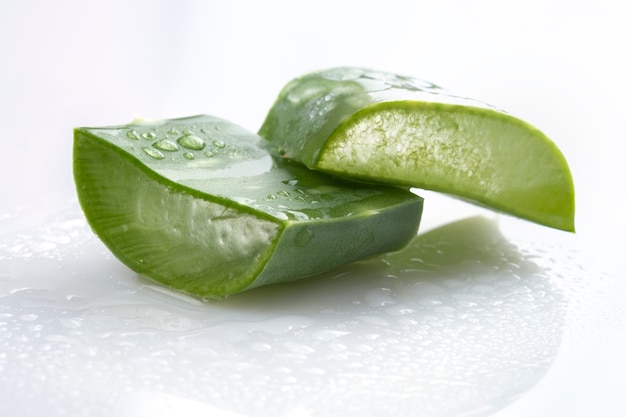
126;130;140;140
153;139;179;152
142;147;165;160
177;134;206;150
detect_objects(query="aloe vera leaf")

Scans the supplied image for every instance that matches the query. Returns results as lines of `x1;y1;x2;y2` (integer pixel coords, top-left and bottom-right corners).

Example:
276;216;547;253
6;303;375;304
74;114;423;299
259;67;575;232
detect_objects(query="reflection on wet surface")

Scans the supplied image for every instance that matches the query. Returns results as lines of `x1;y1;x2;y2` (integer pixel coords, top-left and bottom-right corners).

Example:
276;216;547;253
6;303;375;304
1;202;571;417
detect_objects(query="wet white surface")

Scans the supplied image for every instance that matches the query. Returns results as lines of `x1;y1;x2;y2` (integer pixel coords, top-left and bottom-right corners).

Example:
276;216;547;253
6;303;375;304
1;193;624;417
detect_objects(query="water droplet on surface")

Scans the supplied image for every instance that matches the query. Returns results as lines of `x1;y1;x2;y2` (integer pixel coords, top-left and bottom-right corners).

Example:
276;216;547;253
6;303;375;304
126;130;140;140
356;315;390;326
364;287;395;307
141;131;156;140
322;67;365;81
152;139;179;152
385;305;416;316
419;296;443;307
213;140;226;149
287;83;328;104
312;329;350;341
183;152;194;160
177;134;206;150
283;341;316;355
58;317;83;329
251;342;272;352
142;147;165;160
65;294;84;303
19;314;39;322
287;210;310;221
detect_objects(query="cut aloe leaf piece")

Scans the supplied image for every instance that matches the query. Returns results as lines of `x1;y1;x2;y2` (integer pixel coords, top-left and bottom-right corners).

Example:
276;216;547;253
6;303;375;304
259;67;575;232
73;115;423;299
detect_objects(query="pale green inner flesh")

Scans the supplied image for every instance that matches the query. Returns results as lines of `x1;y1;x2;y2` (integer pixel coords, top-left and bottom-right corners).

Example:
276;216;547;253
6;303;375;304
317;102;575;231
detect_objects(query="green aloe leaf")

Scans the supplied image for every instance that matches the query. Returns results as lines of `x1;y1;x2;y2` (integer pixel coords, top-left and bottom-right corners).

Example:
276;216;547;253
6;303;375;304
259;67;575;232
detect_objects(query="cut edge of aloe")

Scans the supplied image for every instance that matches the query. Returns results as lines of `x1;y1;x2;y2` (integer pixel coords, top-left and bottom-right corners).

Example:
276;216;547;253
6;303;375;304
313;100;575;232
73;131;281;298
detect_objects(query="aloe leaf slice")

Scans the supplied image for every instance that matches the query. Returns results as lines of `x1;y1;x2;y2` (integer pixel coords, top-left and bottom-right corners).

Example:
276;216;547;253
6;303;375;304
73;115;423;299
259;67;575;232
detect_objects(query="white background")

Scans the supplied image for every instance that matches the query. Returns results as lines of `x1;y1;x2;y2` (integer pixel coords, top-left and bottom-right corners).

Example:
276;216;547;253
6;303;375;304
2;0;625;232
1;1;625;416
